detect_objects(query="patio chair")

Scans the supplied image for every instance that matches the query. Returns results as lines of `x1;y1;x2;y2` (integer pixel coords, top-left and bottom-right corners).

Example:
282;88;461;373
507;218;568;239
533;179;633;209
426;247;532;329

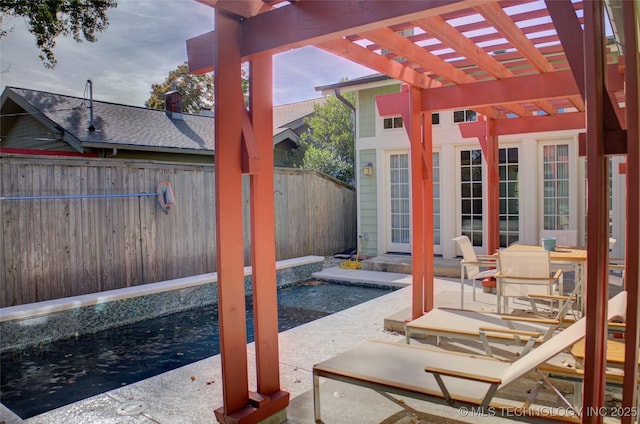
404;290;578;358
495;249;563;314
313;292;626;422
453;235;497;309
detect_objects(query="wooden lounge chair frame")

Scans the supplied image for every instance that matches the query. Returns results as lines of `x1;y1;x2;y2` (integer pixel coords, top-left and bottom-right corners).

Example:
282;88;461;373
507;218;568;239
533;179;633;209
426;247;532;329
312;292;626;422
404;279;581;358
536;363;638;413
404;294;576;358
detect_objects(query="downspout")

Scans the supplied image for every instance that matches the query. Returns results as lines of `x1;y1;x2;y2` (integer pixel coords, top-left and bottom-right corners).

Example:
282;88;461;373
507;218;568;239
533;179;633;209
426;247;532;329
334;88;355;113
334;88;356;184
334;87;360;256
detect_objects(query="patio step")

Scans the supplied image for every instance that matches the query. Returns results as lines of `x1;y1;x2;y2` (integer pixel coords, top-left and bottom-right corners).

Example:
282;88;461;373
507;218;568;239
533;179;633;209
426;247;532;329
311;267;411;288
360;254;461;278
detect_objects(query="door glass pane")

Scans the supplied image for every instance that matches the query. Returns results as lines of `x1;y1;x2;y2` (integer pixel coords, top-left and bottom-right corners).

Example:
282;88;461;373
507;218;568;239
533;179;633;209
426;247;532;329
542;144;570;230
499;147;519;247
460;149;483;246
433;152;441;245
390;154;410;246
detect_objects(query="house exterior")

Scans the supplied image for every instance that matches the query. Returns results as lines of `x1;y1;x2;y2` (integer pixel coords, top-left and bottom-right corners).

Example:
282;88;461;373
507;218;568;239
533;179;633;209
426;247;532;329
319;75;627;260
0;86;323;167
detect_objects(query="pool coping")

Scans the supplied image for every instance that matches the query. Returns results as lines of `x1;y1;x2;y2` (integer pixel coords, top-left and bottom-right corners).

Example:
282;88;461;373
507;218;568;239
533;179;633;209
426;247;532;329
0;255;324;351
0;256;323;323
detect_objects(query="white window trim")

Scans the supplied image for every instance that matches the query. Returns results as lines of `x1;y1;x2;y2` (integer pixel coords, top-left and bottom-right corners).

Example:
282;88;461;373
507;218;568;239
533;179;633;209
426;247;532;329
382;116;404;131
455;146;487;253
537;138;579;242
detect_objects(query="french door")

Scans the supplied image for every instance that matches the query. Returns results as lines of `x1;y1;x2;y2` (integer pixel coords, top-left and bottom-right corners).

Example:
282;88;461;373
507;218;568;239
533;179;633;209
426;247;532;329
387;152;411;253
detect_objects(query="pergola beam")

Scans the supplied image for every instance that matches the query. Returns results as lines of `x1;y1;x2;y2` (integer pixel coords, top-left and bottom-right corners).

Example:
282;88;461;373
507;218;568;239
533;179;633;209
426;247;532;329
487;113;585;136
378;88;586;139
422;70;580;111
187;1;491;74
378;88;586;138
475;2;555;74
547;0;623;131
545;0;585;97
356;27;503;118
315;37;437;90
195;0;271;17
413;14;539;117
240;0;490;59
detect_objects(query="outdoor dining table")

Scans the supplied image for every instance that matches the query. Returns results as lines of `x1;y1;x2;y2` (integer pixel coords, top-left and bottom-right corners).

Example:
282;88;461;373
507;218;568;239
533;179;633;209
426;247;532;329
496;244;587;313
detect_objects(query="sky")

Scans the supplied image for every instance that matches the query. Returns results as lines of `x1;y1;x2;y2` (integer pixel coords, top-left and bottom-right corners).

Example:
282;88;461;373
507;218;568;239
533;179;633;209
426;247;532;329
0;0;374;108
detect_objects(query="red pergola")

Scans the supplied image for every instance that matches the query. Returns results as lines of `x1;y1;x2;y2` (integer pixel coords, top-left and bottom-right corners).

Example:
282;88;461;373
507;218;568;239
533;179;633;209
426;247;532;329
186;1;639;423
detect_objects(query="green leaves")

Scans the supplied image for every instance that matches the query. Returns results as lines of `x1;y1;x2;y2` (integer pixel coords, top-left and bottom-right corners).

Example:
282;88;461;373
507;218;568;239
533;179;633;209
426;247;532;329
146;62;248;115
300;91;355;183
1;0;117;68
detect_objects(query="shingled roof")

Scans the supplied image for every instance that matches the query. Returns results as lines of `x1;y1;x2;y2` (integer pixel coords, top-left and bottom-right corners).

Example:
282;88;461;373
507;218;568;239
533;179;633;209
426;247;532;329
1;86;324;155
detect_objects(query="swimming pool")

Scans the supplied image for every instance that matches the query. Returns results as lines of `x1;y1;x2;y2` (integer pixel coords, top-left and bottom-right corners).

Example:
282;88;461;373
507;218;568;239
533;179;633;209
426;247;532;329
1;281;395;419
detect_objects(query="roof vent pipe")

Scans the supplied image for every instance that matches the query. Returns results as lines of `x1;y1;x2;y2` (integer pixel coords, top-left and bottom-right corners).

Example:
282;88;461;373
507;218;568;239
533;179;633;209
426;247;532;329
86;79;95;131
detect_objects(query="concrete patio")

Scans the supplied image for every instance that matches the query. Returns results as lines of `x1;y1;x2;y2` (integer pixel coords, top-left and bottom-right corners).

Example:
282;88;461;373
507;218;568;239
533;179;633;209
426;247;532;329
2;265;619;424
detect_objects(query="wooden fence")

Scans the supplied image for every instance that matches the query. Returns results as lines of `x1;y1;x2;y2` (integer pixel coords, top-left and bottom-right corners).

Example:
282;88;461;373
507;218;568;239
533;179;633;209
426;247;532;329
0;155;356;307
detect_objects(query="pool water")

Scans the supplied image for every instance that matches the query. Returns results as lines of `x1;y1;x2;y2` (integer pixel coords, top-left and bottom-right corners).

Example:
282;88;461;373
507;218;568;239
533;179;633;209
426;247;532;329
1;281;394;419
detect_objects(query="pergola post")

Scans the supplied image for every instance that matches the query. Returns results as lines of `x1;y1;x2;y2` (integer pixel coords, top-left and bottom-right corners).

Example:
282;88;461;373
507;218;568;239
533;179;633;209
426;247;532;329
485;119;500;254
213;11;289;424
213;10;250;417
248;54;290;407
582;1;609;420
621;1;640;421
409;86;434;316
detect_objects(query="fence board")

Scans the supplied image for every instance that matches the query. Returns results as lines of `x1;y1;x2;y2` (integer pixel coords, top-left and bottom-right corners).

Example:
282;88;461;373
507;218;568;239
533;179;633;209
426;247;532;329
0;155;356;307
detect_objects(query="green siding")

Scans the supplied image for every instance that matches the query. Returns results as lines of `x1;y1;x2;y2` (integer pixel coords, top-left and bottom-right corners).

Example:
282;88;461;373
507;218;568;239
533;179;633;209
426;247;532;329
359;149;378;255
358;85;401;138
2;115;76;152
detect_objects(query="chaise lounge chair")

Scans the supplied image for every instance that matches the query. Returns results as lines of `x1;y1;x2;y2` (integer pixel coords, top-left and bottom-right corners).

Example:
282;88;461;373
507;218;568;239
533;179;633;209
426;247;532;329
404;276;581;358
313;291;626;422
403;294;576;358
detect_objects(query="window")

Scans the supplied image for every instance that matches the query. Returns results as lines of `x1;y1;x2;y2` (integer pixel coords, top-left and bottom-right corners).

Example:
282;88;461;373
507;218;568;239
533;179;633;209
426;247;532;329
543;144;570;230
584;158;615;241
433;152;440;245
453;109;477;123
390;154;410;244
383;116;403;129
431;113;440;125
499;148;519;247
460;149;483;246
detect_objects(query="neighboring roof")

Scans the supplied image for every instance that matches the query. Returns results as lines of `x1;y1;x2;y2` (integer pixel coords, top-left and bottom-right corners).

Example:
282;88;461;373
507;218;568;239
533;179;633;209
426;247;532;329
0;86;319;155
2;87;214;155
315;74;392;94
272;97;324;137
